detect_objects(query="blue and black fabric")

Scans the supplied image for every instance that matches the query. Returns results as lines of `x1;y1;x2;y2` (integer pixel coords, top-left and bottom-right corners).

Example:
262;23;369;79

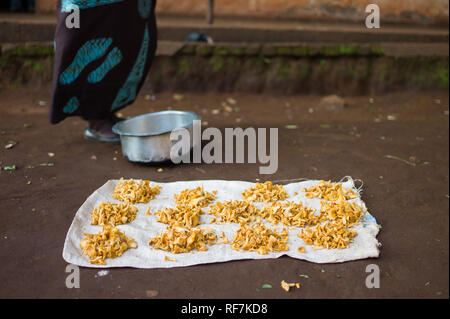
50;0;157;124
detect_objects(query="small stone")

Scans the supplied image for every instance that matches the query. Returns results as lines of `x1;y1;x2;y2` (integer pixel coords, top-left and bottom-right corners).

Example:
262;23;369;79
227;97;237;105
96;270;109;277
318;95;346;111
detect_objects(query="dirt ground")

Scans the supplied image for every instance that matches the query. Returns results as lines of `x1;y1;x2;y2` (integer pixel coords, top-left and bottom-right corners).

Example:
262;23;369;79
0;86;448;299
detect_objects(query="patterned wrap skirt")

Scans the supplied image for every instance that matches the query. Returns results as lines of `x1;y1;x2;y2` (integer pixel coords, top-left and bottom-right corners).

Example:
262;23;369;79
50;0;157;124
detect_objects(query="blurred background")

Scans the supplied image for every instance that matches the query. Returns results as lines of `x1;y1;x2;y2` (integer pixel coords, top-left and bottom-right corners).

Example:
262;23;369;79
17;0;450;25
0;0;448;94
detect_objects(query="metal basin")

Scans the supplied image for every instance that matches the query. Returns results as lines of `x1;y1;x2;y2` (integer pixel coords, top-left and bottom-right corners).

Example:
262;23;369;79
112;110;200;163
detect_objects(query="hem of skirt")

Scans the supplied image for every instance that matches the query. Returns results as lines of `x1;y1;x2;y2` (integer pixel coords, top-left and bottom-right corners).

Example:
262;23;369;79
49;102;134;125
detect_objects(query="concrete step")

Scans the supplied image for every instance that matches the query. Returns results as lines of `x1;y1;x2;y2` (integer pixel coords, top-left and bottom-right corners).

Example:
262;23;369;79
0;13;448;44
1;40;448;94
2;40;448;58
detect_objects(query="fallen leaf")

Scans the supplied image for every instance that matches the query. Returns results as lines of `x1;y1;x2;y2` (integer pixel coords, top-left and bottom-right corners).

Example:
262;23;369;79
157;168;163;172
387;115;397;121
173;94;184;101
408;156;419;164
385;155;416;166
261;284;272;289
39;163;54;167
299;274;310;279
48;152;55;157
285;124;298;129
3;165;16;171
145;290;159;297
164;255;176;262
5;141;17;149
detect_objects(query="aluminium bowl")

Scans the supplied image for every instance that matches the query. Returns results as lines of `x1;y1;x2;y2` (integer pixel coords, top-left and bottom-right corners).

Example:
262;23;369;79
112;110;200;163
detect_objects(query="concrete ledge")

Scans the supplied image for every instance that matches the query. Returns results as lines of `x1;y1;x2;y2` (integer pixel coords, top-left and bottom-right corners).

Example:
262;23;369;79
0;41;448;94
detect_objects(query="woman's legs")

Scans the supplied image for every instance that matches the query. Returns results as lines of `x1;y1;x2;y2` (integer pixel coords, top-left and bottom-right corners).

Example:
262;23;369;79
50;0;157;142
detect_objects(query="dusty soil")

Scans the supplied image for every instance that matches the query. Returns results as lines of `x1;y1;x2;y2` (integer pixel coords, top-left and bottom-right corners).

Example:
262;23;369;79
0;86;448;298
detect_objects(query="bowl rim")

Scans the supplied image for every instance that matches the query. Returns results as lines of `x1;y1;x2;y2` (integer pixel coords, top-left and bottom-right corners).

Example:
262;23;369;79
112;110;201;137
